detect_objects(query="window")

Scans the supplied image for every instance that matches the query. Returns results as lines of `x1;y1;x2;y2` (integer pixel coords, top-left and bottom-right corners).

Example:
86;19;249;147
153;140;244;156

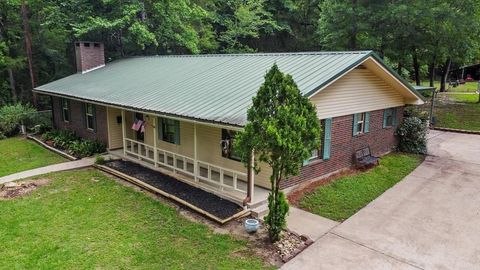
158;118;180;144
307;120;324;161
304;118;332;165
221;129;241;161
84;103;96;131
383;108;397;128
61;98;70;123
353;112;370;136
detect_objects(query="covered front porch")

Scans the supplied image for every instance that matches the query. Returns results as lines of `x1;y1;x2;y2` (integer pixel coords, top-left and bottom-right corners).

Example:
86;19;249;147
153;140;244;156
106;107;270;206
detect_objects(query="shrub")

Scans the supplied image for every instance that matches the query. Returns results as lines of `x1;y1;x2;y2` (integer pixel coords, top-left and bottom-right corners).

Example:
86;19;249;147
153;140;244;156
0;132;6;140
0;103;36;137
42;130;60;141
94;155;106;165
404;106;429;122
32;124;51;135
264;191;289;242
52;130;77;149
68;139;106;158
396;116;428;154
41;129;105;158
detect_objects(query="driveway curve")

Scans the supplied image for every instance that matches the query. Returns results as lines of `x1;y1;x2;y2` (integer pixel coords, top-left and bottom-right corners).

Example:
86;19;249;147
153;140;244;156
283;130;480;270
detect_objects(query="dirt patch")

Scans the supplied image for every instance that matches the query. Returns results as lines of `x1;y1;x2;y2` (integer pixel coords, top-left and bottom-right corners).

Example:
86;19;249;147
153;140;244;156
0;178;50;200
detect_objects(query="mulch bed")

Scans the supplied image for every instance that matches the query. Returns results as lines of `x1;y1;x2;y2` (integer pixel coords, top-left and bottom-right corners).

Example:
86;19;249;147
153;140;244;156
104;160;243;220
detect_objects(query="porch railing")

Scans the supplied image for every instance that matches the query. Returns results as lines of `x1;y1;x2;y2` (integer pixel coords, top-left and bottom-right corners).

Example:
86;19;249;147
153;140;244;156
156;147;195;177
124;138;155;163
196;160;247;193
123;138;247;194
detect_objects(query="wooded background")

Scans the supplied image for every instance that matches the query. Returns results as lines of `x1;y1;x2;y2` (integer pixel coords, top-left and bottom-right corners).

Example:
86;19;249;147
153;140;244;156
1;0;479;105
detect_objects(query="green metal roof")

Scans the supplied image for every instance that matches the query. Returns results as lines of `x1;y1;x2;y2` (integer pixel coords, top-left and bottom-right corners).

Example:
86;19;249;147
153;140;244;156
35;51;418;126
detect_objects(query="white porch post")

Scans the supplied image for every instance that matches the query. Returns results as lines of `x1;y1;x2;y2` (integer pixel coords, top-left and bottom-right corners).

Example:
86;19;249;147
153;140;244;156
194;123;198;182
248;150;255;202
152;115;158;167
121;110;126;156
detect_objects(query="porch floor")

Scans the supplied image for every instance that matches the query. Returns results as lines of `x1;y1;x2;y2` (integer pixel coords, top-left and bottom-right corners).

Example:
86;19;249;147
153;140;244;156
108;149;269;207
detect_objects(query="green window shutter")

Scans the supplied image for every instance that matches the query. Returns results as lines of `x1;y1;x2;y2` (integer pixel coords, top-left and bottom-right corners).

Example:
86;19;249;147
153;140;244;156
364;112;370;133
352;113;359;136
383;109;388;128
323;118;332;160
158;118;164;140
392;108;398;127
174;120;180;145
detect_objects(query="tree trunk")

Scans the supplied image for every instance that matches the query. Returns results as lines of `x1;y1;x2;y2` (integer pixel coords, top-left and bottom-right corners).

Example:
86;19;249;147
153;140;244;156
412;52;420;86
428;63;435;87
7;68;17;103
21;0;37;106
440;58;451;92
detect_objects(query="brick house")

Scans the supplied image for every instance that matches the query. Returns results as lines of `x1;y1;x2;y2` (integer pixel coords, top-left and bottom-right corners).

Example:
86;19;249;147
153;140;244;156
34;41;424;206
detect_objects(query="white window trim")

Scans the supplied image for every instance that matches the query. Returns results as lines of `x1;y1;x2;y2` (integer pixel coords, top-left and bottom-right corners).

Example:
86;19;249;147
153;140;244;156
356;113;366;135
85;104;95;131
61;99;70;123
384;108;394;127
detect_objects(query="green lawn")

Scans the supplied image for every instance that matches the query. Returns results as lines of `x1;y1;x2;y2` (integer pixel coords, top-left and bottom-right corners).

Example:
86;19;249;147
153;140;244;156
0;137;66;177
0;169;272;270
421;81;478;92
298;153;422;221
434;93;480;131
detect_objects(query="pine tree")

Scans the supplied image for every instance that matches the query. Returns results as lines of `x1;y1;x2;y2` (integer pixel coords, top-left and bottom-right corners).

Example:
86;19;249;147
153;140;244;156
236;64;321;242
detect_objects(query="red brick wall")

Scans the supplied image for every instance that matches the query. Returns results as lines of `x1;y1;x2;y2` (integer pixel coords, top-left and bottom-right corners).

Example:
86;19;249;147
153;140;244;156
51;96;108;145
281;106;404;189
75;41;105;73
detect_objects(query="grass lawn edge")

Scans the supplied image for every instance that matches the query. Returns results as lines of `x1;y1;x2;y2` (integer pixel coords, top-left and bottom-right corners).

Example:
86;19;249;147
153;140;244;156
291;153;424;222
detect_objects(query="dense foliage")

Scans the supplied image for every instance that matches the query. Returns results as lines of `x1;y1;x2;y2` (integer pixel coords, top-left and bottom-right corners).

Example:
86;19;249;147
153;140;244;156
396;116;428;154
0;103;36;137
236;64;321;242
42;129;106;157
1;0;479;106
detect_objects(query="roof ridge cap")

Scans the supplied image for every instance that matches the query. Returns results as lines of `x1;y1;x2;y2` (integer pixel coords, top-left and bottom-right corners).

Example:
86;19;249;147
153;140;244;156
120;51;372;59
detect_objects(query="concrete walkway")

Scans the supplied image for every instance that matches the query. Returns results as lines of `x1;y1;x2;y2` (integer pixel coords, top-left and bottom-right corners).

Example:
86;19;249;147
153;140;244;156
283;130;480;270
0;158;94;184
287;207;339;240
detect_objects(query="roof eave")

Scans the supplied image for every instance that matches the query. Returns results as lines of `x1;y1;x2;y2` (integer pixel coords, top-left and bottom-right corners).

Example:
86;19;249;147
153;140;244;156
33;88;246;130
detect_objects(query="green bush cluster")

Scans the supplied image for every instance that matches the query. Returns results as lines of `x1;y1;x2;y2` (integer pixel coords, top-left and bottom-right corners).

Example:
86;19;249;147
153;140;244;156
42;130;106;158
396;116;428;154
0;103;36;138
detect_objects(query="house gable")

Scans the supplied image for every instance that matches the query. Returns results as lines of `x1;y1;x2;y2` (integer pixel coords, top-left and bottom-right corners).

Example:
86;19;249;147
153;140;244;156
310;65;405;120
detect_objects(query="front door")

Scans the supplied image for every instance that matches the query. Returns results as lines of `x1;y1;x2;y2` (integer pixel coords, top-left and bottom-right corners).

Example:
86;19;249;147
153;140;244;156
134;113;144;142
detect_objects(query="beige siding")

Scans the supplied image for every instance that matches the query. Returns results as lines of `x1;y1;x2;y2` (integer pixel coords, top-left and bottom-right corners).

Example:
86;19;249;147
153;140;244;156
108;108;272;188
156;119;195;157
107;107;123;149
310;67;405;119
196;124;272;188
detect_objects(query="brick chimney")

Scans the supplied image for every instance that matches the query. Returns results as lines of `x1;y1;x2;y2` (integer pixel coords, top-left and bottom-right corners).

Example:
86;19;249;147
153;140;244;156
75;41;105;73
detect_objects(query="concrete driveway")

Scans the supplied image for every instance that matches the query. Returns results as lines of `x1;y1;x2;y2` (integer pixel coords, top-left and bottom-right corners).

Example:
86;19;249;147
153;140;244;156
283;130;480;270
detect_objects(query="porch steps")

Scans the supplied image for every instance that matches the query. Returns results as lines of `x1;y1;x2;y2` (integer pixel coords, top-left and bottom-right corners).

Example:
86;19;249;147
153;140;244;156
251;201;269;219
